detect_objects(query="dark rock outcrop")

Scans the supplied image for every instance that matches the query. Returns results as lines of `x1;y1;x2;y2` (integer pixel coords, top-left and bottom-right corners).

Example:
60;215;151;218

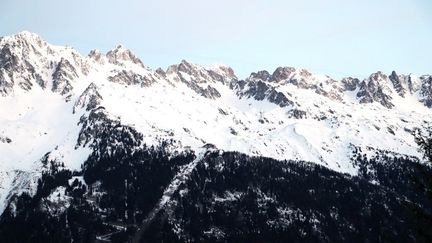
106;45;144;68
52;58;78;95
419;75;432;108
73;83;102;113
108;70;155;87
356;72;394;108
231;80;294;107
341;77;360;91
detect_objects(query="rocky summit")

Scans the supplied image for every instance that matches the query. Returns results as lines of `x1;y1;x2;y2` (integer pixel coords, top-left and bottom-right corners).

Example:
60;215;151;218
0;32;431;242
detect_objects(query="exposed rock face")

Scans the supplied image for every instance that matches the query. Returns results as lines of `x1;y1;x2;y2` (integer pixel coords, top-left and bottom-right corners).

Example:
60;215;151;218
388;71;421;98
52;58;79;95
106;45;144;68
73;83;102;113
0;31;90;97
0;33;51;94
0;136;11;143
165;60;238;99
248;70;271;82
246;67;344;101
175;60;237;84
389;71;407;97
231;79;294;107
185;82;221;99
2;31;432;111
235;66;346;106
1;31;432;243
209;64;237;83
177;60;209;82
270;66;297;82
233;69;293;107
341;77;360;91
234;66;432;110
406;75;420;93
0;44;18;94
155;67;166;78
88;49;105;65
419;75;432;107
107;70;155;87
286;108;307;119
357;72;394;108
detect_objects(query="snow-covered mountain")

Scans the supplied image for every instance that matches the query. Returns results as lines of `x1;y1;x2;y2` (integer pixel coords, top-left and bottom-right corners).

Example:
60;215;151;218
0;31;431;215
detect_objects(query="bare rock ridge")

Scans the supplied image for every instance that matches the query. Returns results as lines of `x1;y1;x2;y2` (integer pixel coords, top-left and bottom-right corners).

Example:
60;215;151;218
0;31;431;109
2;32;432;243
356;72;394;108
52;58;79;95
73;82;102;113
106;44;145;68
420;75;432;107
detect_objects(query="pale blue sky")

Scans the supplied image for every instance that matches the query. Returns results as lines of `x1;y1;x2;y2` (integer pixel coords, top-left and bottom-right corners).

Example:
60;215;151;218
1;0;431;79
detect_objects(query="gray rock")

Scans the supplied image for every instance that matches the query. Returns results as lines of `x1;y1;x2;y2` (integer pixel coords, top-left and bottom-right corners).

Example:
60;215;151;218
287;109;307;119
419;75;432;108
106;45;144;68
52;58;78;95
167;60;236;99
232;80;294;108
341;77;360;91
356;72;394;108
270;67;297;82
248;70;271;82
88;49;105;65
73;83;103;113
108;70;155;86
389;71;407;97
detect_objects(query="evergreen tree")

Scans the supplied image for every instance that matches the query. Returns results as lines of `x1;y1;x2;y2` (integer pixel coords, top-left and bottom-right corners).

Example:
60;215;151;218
414;125;432;163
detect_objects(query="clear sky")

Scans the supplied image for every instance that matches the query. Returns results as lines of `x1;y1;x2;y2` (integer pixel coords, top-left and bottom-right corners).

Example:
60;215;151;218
1;0;431;79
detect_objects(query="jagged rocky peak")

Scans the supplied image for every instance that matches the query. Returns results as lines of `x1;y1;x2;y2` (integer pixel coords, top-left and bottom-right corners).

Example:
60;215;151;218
108;70;156;87
52;57;79;95
88;49;105;64
269;66;321;85
371;70;388;80
248;66;337;87
341;77;360;91
106;44;144;68
165;64;177;74
248;70;271;82
4;31;47;50
233;69;295;107
174;60;237;84
165;60;227;99
250;66;344;101
246;67;297;83
176;59;211;82
388;71;420;97
1;31;57;63
389;71;407;97
0;45;17;95
208;64;238;81
0;31;55;94
155;67;166;77
232;79;294;108
73;82;102;113
357;71;394;108
270;66;298;82
419;75;432;107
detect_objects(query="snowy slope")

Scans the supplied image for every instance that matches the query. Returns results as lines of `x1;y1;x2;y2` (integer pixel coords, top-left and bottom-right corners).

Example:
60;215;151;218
0;31;431;213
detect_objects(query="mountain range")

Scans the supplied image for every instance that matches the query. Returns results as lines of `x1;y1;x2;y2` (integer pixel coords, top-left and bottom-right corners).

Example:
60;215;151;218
0;31;431;242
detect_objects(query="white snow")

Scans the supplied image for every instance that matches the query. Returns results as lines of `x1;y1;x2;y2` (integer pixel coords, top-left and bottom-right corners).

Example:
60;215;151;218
0;31;431;215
